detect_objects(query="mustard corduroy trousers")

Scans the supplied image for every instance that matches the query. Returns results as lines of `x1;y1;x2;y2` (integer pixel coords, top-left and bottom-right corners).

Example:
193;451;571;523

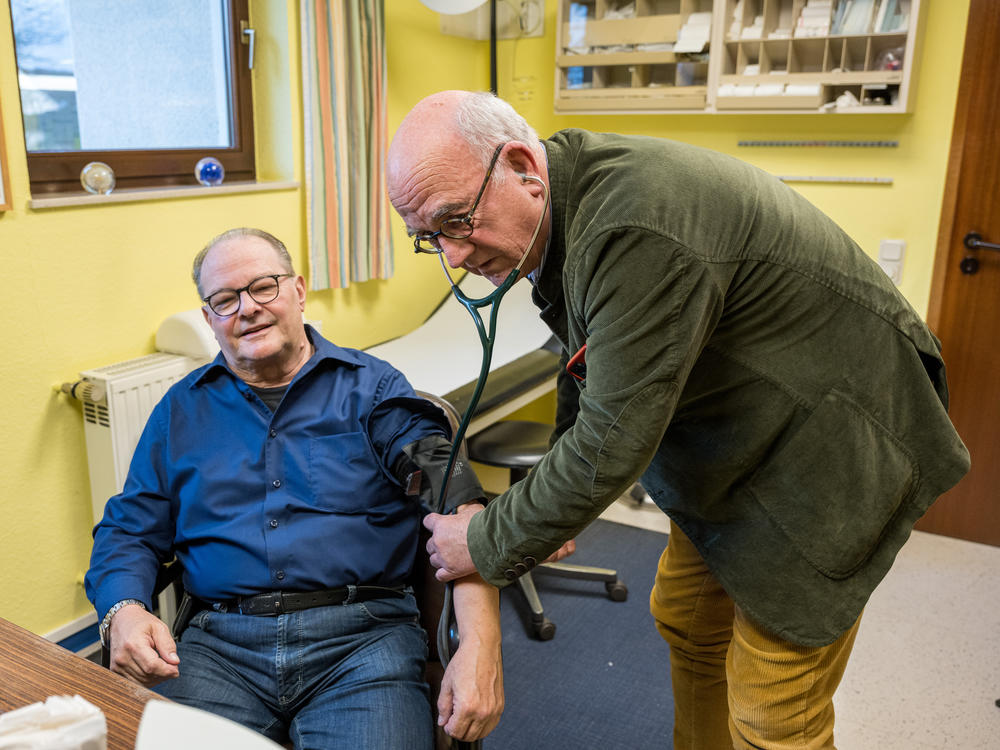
650;521;862;750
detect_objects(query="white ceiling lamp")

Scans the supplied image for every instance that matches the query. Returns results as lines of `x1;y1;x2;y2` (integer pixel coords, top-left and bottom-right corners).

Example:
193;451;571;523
417;0;498;94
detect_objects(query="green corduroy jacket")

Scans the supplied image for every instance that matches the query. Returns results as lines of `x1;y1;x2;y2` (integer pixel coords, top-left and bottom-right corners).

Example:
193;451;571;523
466;129;970;646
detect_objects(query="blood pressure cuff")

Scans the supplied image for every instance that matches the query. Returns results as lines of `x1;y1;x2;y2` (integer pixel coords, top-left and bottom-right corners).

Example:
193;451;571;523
366;395;486;515
394;434;486;515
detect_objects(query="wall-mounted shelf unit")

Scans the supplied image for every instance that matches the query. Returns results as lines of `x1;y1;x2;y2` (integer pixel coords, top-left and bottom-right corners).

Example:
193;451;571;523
554;0;922;114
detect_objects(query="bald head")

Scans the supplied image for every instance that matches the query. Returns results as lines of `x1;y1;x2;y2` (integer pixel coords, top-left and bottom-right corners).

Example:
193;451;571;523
389;90;467;165
388;90;541;199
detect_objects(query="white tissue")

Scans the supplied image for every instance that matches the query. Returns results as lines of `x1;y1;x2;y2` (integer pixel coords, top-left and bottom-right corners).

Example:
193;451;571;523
0;695;107;750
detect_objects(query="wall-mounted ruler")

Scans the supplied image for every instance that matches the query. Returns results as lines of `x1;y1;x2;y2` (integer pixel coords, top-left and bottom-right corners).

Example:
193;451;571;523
739;140;899;148
777;175;894;185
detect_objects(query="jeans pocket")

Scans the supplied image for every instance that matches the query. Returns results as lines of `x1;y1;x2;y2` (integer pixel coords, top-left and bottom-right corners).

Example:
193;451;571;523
358;594;420;625
746;389;917;579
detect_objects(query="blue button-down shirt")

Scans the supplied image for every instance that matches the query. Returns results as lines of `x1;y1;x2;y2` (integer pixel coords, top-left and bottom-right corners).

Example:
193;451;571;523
85;327;448;620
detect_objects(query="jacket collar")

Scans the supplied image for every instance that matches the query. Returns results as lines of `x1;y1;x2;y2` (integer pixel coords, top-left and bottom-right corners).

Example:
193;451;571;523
531;135;572;346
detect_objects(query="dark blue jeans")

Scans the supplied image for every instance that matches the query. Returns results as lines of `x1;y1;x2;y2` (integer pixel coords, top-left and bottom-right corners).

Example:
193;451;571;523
154;593;433;749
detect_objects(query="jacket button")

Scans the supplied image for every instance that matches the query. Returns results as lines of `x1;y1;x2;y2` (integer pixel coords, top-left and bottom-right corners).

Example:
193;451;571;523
514;562;528;576
503;569;518;580
524;556;537;568
272;479;281;488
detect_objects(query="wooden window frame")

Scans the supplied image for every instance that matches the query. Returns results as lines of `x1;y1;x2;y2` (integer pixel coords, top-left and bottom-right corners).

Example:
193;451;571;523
19;0;255;195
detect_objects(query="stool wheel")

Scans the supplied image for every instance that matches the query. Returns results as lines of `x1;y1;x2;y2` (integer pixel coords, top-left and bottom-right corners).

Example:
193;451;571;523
605;580;628;602
531;615;556;641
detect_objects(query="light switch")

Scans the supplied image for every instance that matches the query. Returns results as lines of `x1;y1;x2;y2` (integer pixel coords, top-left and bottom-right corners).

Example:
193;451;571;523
878;239;905;285
879;239;905;261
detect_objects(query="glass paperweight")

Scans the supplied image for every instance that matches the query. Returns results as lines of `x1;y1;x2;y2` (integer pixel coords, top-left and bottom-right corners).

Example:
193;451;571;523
195;157;225;186
80;162;116;195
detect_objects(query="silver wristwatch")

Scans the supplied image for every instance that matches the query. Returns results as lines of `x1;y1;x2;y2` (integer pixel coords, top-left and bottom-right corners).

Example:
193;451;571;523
99;599;146;648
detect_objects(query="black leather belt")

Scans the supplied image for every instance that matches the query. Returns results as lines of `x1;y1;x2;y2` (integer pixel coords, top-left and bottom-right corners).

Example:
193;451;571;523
214;585;407;616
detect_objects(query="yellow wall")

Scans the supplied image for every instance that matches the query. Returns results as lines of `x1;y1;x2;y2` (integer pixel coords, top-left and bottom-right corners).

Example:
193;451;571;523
0;0;969;635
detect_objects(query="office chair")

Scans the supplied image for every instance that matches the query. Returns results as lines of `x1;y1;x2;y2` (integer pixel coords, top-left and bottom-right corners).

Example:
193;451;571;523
467;419;627;640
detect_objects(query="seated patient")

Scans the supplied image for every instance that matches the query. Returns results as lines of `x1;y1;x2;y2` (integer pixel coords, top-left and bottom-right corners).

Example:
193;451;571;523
85;227;504;748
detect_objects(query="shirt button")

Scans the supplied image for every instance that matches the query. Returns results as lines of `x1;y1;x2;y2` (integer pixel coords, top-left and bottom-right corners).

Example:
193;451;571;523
275;570;285;580
269;519;279;529
269;429;277;438
244;391;254;401
272;479;281;488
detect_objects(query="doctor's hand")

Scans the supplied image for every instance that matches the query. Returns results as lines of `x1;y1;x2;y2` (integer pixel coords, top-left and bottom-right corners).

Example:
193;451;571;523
108;604;180;687
544;538;576;563
423;504;482;582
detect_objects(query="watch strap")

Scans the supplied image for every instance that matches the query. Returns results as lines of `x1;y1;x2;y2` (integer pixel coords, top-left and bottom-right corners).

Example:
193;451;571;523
99;598;146;648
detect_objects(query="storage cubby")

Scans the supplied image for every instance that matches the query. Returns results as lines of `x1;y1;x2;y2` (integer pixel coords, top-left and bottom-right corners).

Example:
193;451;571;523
556;0;922;114
714;0;918;111
555;0;715;112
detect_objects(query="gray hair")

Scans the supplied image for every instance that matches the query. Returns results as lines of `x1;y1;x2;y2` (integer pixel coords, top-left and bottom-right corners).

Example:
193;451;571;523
454;92;540;185
192;227;294;296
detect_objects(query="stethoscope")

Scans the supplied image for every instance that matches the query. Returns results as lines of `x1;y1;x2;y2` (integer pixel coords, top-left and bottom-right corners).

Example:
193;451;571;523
432;174;550;669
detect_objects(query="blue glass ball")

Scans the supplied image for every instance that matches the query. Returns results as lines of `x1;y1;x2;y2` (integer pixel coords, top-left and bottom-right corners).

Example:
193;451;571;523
195;157;225;187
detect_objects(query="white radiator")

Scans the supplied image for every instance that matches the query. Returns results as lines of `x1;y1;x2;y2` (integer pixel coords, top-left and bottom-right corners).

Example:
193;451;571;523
79;352;199;525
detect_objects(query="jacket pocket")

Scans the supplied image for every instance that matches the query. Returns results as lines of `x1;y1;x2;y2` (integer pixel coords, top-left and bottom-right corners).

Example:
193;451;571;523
308;432;375;512
746;389;917;579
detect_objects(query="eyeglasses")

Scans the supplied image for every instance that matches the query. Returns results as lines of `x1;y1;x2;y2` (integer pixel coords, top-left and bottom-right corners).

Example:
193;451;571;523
412;143;505;254
202;273;294;317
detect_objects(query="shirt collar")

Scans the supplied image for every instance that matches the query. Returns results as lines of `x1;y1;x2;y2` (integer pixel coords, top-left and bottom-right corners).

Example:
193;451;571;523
191;324;365;388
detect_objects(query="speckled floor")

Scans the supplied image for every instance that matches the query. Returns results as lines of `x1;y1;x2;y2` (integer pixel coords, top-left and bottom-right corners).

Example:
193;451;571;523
599;495;1000;749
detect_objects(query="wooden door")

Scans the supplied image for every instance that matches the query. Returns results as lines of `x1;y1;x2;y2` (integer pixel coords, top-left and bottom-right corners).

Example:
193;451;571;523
919;0;1000;546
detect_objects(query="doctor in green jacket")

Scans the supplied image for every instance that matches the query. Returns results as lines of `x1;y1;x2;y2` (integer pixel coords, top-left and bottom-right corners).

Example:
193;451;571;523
387;90;970;750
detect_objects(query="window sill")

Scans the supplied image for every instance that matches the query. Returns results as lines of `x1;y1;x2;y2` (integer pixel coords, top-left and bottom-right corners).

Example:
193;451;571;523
28;180;299;210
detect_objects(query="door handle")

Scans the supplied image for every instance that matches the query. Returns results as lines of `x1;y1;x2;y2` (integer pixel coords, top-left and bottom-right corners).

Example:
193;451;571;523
964;232;1000;252
960;232;1000;274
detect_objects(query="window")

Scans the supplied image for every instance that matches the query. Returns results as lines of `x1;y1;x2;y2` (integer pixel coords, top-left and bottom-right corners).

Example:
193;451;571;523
10;0;254;194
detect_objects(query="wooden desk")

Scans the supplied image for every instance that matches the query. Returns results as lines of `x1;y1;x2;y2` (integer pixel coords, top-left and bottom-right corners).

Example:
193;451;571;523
0;617;162;750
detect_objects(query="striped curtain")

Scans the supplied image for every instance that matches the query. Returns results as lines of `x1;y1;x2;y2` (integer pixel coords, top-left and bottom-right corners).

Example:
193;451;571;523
301;0;393;289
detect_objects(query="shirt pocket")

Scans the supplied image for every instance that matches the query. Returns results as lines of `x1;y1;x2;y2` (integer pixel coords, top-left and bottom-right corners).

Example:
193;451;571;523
308;432;376;513
745;389;918;580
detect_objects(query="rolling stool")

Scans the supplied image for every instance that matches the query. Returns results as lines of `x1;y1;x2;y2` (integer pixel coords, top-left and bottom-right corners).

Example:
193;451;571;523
467;420;627;640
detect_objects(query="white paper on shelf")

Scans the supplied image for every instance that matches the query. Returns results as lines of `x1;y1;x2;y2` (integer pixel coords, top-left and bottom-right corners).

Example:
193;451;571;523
786;83;822;96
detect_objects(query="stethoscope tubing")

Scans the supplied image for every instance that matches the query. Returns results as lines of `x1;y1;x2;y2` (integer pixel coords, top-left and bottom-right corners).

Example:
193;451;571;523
433;176;550;668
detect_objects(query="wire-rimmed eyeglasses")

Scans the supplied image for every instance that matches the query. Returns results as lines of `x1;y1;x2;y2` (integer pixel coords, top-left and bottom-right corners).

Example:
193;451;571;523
202;273;294;317
411;143;506;254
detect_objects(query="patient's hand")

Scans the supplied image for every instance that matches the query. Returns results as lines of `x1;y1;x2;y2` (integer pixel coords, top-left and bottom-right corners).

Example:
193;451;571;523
438;574;504;741
108;605;180;687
